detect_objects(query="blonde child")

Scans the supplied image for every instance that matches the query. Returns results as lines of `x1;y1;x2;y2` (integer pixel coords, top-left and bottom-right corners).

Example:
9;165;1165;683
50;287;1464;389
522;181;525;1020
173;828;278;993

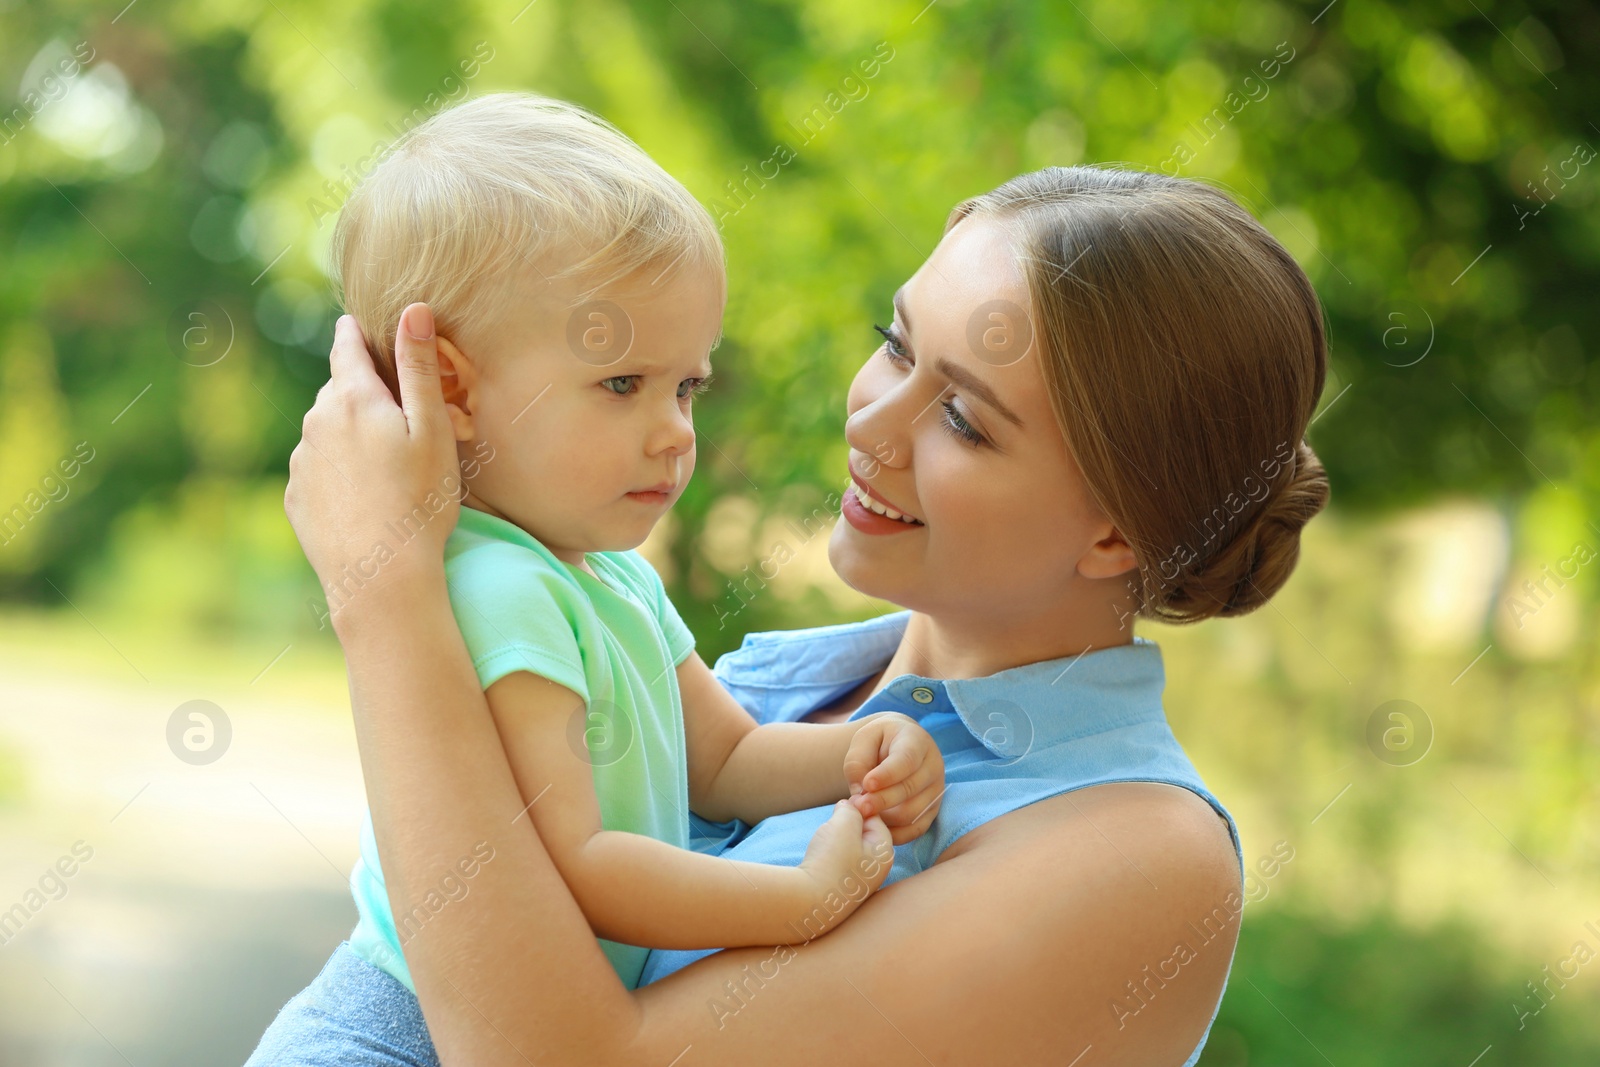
250;93;945;1061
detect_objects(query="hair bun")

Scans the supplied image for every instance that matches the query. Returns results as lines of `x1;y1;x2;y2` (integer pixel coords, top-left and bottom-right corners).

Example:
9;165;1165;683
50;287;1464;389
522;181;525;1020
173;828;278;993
1150;441;1330;623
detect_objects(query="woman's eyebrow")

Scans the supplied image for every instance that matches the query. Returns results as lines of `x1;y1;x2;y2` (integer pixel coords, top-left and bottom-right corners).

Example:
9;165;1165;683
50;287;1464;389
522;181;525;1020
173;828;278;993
895;285;1025;429
934;357;1025;428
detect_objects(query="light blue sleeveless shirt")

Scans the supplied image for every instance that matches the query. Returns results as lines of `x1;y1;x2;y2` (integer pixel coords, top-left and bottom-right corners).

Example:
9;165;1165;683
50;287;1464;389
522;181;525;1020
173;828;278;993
639;610;1244;1066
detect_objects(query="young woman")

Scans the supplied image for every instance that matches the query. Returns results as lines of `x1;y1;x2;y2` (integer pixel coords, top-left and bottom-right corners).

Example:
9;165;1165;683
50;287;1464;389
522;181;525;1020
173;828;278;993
272;165;1329;1066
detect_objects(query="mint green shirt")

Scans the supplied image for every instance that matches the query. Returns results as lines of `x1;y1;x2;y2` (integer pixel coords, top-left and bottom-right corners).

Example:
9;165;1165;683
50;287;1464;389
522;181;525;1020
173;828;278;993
347;506;697;992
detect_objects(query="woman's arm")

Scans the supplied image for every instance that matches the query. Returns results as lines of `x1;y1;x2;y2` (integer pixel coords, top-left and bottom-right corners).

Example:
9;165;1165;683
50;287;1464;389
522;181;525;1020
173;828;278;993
289;307;1241;1066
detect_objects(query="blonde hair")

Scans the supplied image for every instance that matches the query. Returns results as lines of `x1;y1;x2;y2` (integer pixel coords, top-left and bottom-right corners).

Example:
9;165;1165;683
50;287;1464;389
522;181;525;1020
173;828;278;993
332;92;724;396
948;166;1330;623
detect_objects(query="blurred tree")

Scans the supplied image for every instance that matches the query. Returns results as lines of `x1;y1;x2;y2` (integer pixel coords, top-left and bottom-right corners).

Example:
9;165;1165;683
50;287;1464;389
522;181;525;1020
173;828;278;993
0;0;1594;658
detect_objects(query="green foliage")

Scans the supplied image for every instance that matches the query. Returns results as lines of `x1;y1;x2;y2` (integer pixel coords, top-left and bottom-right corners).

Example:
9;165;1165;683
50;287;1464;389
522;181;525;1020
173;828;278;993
1;0;1596;660
1201;906;1600;1066
0;0;1593;666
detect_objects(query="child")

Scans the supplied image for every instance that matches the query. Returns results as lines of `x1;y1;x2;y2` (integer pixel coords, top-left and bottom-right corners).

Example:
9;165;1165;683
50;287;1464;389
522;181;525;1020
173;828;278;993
325;93;947;1000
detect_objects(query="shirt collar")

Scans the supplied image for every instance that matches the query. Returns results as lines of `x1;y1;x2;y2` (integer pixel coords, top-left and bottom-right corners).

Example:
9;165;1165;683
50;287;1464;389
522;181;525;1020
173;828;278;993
713;610;1169;758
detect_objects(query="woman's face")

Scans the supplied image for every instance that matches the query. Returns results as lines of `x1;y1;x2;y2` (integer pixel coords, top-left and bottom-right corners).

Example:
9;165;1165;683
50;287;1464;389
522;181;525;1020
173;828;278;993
828;215;1126;627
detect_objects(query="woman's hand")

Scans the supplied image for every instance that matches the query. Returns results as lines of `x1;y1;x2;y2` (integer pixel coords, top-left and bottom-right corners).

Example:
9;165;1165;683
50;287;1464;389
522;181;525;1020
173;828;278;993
285;303;461;635
843;712;946;844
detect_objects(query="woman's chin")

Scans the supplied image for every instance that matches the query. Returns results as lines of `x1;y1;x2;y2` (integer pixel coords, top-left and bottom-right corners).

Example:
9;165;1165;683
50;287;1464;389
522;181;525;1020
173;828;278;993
827;525;906;605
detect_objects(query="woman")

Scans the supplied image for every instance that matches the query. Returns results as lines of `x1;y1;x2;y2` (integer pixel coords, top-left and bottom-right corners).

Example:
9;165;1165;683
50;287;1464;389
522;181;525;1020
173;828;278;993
272;165;1328;1065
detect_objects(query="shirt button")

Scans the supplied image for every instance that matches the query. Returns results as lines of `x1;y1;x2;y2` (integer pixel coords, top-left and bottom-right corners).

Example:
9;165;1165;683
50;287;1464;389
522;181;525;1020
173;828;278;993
910;686;935;704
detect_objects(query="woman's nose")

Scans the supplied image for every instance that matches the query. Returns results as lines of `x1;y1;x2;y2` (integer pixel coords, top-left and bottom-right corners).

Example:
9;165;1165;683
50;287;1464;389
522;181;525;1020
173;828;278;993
844;386;912;474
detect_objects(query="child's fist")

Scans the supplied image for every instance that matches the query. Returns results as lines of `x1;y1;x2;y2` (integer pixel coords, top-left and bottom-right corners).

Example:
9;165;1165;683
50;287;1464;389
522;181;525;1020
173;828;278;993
842;712;945;845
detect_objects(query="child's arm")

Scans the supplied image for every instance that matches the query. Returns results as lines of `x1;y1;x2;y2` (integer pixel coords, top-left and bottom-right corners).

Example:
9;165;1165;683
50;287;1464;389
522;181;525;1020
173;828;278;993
485;669;889;950
678;652;945;839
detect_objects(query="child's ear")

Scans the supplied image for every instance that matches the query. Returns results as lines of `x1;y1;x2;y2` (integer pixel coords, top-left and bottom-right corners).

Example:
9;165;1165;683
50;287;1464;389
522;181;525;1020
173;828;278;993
435;335;477;442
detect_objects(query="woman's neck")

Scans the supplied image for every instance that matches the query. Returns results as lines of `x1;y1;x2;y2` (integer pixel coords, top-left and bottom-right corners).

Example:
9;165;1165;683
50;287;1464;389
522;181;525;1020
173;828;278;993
879;604;1135;684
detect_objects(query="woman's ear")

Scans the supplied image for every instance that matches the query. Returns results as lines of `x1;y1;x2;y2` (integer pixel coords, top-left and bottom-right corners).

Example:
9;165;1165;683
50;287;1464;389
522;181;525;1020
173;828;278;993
1077;525;1139;581
435;335;478;442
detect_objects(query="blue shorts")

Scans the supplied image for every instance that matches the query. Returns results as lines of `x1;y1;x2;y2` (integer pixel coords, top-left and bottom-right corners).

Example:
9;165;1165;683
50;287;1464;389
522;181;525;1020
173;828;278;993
245;942;440;1067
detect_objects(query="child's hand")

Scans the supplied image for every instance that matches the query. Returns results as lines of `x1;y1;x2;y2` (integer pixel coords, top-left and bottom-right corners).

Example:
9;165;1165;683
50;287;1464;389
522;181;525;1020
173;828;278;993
793;800;895;939
842;713;945;845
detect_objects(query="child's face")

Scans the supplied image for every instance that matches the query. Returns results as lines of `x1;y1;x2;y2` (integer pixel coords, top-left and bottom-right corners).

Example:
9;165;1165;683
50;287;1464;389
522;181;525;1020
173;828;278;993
437;263;725;565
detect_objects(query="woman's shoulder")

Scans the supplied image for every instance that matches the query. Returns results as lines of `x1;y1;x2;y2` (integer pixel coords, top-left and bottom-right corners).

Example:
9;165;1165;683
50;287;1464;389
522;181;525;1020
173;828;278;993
929;781;1242;1056
948;778;1239;872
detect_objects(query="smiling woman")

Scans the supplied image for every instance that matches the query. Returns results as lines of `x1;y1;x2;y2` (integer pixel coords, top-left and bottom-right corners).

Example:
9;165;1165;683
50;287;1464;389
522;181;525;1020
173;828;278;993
268;162;1329;1067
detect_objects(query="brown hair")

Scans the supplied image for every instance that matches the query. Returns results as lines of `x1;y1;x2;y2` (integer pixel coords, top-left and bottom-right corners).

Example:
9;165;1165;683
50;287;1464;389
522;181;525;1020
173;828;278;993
948;166;1330;623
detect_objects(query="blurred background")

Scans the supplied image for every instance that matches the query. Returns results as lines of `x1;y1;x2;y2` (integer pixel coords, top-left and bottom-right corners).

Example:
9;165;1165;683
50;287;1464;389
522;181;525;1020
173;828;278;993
1;0;1597;1062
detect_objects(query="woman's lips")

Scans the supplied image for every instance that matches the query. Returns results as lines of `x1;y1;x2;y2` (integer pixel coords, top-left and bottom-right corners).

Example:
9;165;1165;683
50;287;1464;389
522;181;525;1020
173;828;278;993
841;485;925;535
847;465;920;523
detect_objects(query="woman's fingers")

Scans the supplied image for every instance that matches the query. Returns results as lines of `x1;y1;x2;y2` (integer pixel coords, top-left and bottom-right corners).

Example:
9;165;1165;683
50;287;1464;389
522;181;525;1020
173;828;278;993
327;314;381;392
394;303;445;435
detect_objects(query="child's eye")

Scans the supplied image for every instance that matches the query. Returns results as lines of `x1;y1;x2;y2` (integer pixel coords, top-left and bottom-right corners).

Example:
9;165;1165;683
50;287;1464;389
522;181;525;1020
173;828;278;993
677;374;714;399
602;375;640;396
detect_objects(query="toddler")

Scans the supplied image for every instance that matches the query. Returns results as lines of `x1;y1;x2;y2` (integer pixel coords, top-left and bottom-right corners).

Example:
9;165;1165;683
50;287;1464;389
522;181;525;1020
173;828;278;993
326;93;946;1000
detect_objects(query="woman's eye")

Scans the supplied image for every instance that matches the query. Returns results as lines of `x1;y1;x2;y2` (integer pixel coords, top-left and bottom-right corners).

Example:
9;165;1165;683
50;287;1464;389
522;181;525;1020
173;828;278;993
874;323;908;361
873;322;984;446
602;376;639;396
941;401;986;447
